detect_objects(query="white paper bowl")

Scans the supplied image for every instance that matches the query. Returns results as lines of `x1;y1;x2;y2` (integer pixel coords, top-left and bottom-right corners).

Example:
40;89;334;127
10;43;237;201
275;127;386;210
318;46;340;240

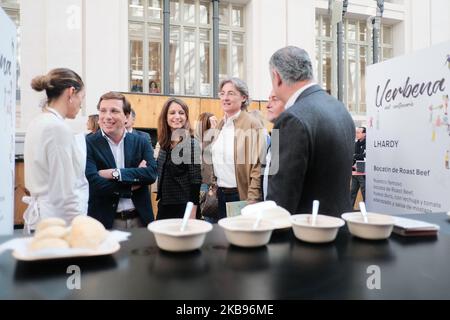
341;212;395;240
148;219;212;252
242;205;292;230
218;217;275;248
290;214;345;243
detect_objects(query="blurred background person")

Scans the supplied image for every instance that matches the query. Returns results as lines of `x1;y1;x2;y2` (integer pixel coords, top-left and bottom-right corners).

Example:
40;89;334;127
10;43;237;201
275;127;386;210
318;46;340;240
195;112;218;220
350;126;367;207
23;68;86;232
156;98;202;220
262;90;286;200
126;107;152;145
86;113;99;136
212;77;263;220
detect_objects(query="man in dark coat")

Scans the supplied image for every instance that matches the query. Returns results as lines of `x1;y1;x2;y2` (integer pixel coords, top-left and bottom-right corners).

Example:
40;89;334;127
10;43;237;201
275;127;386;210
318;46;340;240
266;46;355;216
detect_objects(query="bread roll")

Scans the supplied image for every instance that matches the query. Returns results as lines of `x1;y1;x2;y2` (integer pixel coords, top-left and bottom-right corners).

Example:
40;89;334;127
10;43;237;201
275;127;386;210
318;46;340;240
34;225;69;240
29;238;70;251
68;216;108;249
35;217;66;232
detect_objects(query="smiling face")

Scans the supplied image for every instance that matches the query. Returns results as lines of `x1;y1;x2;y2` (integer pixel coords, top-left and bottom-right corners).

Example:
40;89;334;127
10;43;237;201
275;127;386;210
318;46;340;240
219;82;246;117
98;99;127;139
167;102;187;131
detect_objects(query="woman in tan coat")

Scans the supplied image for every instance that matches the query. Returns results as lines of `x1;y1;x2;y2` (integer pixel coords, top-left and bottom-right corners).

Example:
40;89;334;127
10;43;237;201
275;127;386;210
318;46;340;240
211;77;264;220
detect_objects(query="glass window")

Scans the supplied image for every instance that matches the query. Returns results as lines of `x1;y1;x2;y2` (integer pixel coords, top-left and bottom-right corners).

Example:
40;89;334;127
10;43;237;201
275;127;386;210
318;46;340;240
199;29;210;96
183;0;195;24
346;20;357;41
219;31;228;83
232;32;244;77
130;23;144;93
170;0;180;22
169;27;181;95
322;42;332;94
322;16;331;38
359;21;367;42
316;14;394;115
382;25;392;45
359;46;367;114
219;3;229;26
129;0;144;18
147;0;162;20
346;44;357;112
219;3;245;81
199;1;210;25
129;1;162;93
232;6;243;27
148;24;162;92
129;0;244;96
183;28;196;95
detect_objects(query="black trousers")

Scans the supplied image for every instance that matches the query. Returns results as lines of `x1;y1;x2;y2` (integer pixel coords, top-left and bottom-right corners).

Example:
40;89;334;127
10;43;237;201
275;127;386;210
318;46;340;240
350;175;366;207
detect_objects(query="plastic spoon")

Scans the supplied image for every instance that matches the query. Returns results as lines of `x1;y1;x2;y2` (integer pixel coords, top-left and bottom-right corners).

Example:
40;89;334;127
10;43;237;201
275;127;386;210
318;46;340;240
252;212;262;230
359;202;369;223
180;202;194;232
312;200;319;226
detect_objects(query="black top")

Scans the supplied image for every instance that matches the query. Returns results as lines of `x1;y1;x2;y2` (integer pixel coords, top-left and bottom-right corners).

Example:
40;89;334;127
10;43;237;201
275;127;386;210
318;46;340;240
1;213;450;299
353;138;366;164
157;137;202;205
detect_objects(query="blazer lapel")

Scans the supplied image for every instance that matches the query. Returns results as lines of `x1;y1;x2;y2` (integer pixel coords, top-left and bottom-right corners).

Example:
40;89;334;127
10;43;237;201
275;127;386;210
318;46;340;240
95;132;117;168
124;133;134;168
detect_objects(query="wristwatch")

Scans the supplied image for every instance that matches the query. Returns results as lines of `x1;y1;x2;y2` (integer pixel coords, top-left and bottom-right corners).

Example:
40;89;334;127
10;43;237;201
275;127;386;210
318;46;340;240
112;168;120;181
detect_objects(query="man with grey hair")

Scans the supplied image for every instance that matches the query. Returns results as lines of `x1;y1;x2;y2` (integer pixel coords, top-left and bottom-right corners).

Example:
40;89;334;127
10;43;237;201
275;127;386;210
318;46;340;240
266;46;355;217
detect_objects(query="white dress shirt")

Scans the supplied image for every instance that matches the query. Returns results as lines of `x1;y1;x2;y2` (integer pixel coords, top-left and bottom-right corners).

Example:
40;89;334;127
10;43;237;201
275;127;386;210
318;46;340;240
23;108;86;231
101;129;135;213
284;82;317;110
212;111;241;188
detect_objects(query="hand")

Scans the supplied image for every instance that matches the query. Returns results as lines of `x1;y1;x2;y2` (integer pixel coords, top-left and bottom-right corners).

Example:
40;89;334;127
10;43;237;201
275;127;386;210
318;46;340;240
98;169;114;179
209;116;218;129
138;160;147;168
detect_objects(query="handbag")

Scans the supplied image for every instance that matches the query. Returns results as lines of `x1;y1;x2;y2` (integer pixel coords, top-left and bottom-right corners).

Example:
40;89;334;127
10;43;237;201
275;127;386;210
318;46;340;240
200;184;219;219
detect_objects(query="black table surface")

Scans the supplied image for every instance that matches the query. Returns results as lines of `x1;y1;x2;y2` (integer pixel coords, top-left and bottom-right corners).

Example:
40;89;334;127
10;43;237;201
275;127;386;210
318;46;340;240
1;213;450;299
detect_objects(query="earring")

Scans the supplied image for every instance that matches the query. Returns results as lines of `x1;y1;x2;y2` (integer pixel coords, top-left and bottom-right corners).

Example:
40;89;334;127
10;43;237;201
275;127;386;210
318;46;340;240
69;98;73;103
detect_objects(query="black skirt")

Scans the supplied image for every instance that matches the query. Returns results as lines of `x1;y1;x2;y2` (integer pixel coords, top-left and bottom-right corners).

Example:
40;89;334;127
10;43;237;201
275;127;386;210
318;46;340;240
156;202;187;220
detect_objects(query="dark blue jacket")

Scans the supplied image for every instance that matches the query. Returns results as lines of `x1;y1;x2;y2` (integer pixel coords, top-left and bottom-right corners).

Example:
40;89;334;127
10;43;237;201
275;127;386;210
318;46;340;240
85;131;157;228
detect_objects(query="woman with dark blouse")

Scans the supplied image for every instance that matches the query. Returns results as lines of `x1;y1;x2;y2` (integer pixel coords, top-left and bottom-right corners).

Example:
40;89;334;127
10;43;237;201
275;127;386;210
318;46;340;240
156;97;202;220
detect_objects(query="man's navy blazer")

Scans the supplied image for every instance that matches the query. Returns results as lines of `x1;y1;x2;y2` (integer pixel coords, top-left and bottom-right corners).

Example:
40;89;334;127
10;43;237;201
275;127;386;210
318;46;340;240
267;85;355;216
85;130;157;228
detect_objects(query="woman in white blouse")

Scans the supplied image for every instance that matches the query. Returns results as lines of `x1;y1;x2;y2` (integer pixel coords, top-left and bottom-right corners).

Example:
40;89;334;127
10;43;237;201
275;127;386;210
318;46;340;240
23;68;86;232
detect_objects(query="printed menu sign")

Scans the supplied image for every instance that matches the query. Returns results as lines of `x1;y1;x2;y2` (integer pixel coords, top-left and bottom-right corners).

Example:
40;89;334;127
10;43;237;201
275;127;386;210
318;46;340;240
366;41;450;214
0;8;17;235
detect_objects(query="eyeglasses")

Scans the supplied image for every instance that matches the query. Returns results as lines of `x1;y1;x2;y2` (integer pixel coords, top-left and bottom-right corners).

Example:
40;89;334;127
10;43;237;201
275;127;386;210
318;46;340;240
218;91;239;98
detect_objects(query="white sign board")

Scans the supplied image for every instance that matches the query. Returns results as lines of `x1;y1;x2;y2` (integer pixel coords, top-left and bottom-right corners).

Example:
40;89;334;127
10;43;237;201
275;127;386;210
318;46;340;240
366;41;450;214
0;8;17;235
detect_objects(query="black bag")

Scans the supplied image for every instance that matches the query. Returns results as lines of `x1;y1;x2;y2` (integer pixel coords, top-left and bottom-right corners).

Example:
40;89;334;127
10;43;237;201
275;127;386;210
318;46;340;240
200;184;219;219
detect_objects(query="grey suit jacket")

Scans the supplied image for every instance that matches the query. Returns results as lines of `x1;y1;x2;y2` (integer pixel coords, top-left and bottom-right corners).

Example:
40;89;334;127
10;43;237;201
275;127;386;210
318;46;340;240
267;85;355;216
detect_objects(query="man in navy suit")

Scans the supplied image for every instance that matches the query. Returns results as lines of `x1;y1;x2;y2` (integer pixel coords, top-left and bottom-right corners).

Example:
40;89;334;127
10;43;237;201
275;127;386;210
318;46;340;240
266;46;355;216
86;92;157;229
